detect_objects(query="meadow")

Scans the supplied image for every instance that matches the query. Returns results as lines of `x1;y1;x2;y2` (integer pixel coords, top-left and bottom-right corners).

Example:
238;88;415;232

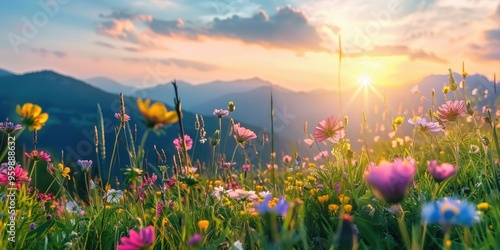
0;69;499;250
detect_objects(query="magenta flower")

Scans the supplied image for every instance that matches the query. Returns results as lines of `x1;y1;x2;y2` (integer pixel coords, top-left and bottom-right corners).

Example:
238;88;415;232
25;150;51;162
117;226;155;250
242;164;251;172
114;113;131;123
213;109;229;118
314;116;345;143
437;100;467;123
173;134;193;151
427;160;457;182
408;117;442;132
0;164;31;189
364;158;416;204
233;123;257;145
187;234;203;246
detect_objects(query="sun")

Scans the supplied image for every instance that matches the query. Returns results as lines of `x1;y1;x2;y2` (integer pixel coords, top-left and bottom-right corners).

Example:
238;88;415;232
358;75;372;87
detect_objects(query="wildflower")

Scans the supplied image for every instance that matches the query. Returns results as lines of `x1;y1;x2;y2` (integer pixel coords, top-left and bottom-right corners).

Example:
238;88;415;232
477;202;490;211
318;195;329;203
219;161;236;170
408;117;442;132
173;134;193;151
114;113;131;124
0;164;31;189
65;201;82;214
227;189;258;200
304;138;314;147
25;150;51;162
117;226;155;250
314;116;345;143
103;189;124;203
233;123;257;145
57;163;71;180
137;98;178;129
231;240;244;250
213;109;229;118
254;195;289;216
421;197;480;230
437;100;467;123
313;151;328;161
393;116;404;126
427;161;457;182
242;164;251;172
282;155;292;163
328;204;340;212
211;130;220;146
228;102;236;112
364;157;416;204
188;234;203;246
198;220;209;231
442;86;450;94
410;85;419;94
16;103;49;130
0;121;22;134
338;195;350;205
344;204;353;213
77;160;92;174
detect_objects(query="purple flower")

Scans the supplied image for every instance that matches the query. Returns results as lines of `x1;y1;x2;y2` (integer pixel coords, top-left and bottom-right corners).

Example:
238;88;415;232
408;117;443;132
364;157;416;204
77;160;92;174
0;122;22;134
427;160;457;182
173;134;193;151
213;109;229;118
30;222;35;231
187;234;203;246
437;100;467;123
219;161;236;170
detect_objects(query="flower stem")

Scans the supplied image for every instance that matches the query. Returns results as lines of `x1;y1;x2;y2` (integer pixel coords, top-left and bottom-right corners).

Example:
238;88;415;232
396;215;411;250
107;125;123;186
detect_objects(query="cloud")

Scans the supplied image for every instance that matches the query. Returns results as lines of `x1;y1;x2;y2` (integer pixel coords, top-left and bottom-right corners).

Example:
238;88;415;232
470;28;500;60
122;57;218;71
31;48;68;58
94;41;116;49
346;45;448;63
148;19;199;39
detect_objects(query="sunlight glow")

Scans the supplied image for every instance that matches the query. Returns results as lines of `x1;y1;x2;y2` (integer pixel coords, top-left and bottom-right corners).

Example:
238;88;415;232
358;75;372;87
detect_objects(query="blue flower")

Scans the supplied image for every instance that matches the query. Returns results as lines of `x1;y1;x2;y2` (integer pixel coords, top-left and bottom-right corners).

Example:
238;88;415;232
254;195;289;216
422;197;480;229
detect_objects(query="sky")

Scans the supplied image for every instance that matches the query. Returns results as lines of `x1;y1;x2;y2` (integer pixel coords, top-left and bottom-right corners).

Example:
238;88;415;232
1;0;499;91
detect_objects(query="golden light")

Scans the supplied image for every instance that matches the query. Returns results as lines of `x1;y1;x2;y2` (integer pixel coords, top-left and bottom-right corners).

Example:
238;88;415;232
358;75;372;87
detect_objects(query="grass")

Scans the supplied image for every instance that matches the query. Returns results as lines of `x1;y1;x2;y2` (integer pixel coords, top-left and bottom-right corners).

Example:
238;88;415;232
0;69;499;250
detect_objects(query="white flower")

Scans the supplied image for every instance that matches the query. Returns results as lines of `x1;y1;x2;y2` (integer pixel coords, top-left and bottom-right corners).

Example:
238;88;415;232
66;201;82;214
259;191;271;198
103;189;124;203
212;186;226;200
230;240;243;250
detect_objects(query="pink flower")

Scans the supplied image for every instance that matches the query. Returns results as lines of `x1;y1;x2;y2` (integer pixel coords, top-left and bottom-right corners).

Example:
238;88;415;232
114;113;131;123
408;117;442;132
173;134;193;151
25;150;51;162
364;157;416;204
233;123;257;145
314;116;345;143
213;109;229;118
282;155;292;163
0;164;31;189
304;138;314;147
437;100;467;123
427;160;457;182
242;164;251;172
313;151;329;161
117;226;155;250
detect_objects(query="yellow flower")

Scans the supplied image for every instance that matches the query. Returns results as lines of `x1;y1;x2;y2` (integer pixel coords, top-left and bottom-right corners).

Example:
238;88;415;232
318;195;329;204
307;176;316;183
16;103;49;130
338;194;350;205
117;208;124;214
105;205;111;210
393;116;404;126
137;98;178;129
256;185;264;192
477;202;490;211
344;204;353;213
309;188;318;195
442;86;450;94
308;163;316;168
295;181;303;188
328;204;340;212
57;163;71;180
251;212;259;218
198;220;209;231
214;180;222;186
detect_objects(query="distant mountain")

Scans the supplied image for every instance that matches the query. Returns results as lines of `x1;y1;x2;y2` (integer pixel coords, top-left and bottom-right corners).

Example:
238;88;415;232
85;77;137;95
0;68;14;77
0;70;281;187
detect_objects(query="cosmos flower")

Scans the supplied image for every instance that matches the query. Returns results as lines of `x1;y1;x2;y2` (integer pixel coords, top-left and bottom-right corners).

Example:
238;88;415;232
77;160;92;174
117;226;156;250
25;150;51;162
437;100;467;123
364;157;416;204
16;103;49;131
137;98;178;129
314;116;345;144
427;160;457;182
0;121;22;134
233;123;257;145
422;197;480;230
0;164;31;189
408;117;443;132
213;109;229;118
173;134;193;151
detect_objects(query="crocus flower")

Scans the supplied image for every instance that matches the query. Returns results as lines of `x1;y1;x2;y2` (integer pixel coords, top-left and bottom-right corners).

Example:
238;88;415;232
428;160;457;182
422;197;480;230
364;158;416;204
0;164;31;189
25;150;51;162
16;103;49;131
187;234;203;246
77;160;92;173
233;123;257;145
0;122;22;134
213;109;229;118
137;98;178;129
437;100;467;123
173;134;193;151
314;116;345;143
408;117;442;132
117;226;156;250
